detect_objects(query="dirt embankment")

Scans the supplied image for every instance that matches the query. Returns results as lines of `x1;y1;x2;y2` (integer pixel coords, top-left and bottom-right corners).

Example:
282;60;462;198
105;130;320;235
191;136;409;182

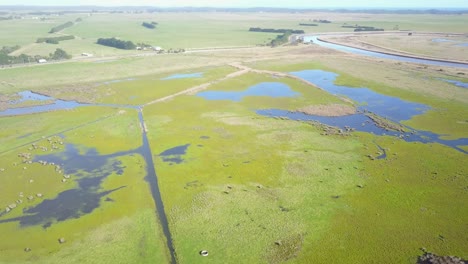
366;113;406;132
297;104;356;116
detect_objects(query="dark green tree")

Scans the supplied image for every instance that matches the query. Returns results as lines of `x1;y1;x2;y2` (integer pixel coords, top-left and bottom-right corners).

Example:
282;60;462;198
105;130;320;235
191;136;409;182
50;48;72;60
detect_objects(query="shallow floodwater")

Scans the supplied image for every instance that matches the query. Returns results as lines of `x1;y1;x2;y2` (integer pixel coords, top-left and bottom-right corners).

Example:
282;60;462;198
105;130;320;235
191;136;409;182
440;79;468;89
431;38;455;43
431;38;468;47
257;109;467;153
161;72;203;80
256;70;468;153
10;91;52;104
0;99;85;116
0;143;131;228
0;91;140;117
0;91;86;116
306;36;468;69
291;70;428;122
196;82;299;101
158;144;190;164
0;113;177;263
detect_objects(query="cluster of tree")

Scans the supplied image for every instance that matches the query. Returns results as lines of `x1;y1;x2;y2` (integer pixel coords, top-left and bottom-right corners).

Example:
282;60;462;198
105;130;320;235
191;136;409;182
0;15;25;20
142;21;157;29
49;48;72;60
28;11;56;15
97;37;136;50
36;35;75;44
0;53;29;65
136;42;153;48
49;21;74;33
249;27;304;34
354;27;384;32
313;19;331;23
1;45;20;54
270;32;292;47
299;23;318;26
75;17;83;22
0;45;22;65
342;24;384;31
166;48;185;53
342;24;360;28
0;47;71;66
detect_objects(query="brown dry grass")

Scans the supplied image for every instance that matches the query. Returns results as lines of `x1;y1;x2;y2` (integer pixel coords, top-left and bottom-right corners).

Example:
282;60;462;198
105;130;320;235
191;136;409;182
297;104;356;116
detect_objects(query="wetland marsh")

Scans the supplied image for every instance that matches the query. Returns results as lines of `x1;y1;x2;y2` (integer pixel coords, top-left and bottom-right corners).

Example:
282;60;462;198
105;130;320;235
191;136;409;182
0;6;467;264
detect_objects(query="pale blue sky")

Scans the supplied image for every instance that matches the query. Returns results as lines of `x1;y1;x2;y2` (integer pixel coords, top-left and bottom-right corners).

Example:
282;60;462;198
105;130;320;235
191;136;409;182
0;0;467;8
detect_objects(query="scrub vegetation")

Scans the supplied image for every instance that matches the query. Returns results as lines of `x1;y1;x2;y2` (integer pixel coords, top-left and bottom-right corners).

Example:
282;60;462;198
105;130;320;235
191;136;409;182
0;8;467;264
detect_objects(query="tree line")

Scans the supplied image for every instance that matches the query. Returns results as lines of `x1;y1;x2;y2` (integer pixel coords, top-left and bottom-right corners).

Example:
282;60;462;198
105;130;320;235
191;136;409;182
313;19;331;23
342;24;384;31
37;35;75;44
354;27;384;32
142;21;158;29
97;37;136;50
299;23;318;26
249;27;305;34
0;46;71;66
270;32;292;47
49;21;74;33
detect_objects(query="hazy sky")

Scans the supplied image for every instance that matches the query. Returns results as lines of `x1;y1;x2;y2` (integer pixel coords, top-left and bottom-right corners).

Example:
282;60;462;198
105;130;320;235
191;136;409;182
1;0;467;8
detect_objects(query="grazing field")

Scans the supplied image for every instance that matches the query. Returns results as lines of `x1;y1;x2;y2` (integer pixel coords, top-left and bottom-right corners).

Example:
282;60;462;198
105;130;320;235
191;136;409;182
0;9;467;264
2;12;468;58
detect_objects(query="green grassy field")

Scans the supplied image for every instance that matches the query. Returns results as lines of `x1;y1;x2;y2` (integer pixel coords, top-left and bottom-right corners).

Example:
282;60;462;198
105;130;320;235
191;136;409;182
0;10;467;264
2;12;468;58
143;72;360;263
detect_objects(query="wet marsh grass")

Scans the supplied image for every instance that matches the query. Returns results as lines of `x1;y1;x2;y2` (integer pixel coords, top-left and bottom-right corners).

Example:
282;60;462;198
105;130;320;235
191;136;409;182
0;106;117;153
249;57;468;139
90;65;236;105
63;108;142;154
1;15;467;262
143;73;364;263
299;133;468;263
0;108;169;264
143;60;467;263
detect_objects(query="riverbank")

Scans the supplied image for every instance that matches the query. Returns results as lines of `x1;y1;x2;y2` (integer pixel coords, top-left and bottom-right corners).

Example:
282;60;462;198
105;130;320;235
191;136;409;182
315;33;468;66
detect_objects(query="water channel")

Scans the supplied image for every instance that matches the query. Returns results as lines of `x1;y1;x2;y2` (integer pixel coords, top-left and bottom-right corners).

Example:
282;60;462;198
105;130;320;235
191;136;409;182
305;36;468;69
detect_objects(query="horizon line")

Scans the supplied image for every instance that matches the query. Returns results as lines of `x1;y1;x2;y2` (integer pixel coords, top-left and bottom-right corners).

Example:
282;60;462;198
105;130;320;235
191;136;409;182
1;5;468;9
